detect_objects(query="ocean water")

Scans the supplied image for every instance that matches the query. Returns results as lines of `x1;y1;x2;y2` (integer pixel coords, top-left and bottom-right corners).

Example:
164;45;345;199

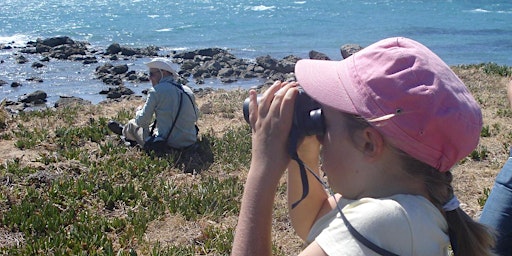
1;0;512;105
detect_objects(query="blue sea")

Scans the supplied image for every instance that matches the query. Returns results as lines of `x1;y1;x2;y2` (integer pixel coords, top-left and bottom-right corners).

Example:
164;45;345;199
1;0;512;105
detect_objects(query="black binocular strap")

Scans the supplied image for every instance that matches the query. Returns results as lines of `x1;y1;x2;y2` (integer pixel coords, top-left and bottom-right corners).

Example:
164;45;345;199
336;201;399;256
288;129;310;209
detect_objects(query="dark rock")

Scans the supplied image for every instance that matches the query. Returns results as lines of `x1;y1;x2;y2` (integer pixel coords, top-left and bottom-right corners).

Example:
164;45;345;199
340;44;363;59
19;90;47;103
102;76;123;86
0;80;7;86
275;59;296;74
31;62;45;68
256;55;278;70
127;73;138;80
26;77;43;83
106;43;122;55
11;82;22;87
112;64;129;74
83;58;98;65
105;43;158;57
181;60;199;70
197;48;227;57
49;44;87;59
99;86;134;99
173;51;196;60
218;67;234;78
96;63;113;74
41;36;75;47
15;55;28;64
35;44;51;53
54;96;92;108
19;47;37;54
309;50;331;60
120;47;137;56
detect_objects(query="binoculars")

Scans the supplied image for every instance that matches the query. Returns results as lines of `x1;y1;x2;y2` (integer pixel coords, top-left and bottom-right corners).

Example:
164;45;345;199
243;88;325;138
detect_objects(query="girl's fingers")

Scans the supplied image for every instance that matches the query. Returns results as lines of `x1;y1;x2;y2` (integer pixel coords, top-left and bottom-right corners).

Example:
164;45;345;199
258;81;284;120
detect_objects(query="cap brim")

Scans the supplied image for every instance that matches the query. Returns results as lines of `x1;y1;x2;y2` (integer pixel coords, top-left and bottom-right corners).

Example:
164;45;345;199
295;59;358;115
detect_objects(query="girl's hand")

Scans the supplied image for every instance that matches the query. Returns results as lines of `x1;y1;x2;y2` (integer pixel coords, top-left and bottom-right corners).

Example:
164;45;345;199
248;81;299;179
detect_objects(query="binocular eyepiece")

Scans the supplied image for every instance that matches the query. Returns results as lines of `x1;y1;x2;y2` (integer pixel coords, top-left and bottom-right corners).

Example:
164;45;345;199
243;88;325;138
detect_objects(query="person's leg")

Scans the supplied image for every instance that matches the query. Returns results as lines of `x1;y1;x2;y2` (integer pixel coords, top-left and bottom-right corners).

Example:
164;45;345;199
480;149;512;255
123;119;148;147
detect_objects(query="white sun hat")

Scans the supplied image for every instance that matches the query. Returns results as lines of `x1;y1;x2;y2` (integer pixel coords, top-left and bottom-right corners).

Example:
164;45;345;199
145;57;178;76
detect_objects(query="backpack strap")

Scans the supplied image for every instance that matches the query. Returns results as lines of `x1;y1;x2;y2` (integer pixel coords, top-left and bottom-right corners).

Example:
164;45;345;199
148;92;183;141
164;92;183;141
170;81;198;119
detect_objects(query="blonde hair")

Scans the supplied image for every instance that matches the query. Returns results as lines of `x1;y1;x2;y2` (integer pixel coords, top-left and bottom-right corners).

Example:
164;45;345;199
343;113;496;256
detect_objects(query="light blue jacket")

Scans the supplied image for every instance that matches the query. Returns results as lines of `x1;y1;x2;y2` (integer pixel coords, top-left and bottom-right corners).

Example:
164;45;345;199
135;76;198;148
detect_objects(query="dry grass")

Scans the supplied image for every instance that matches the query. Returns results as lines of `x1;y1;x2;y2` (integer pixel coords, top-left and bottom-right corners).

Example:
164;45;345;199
0;65;511;255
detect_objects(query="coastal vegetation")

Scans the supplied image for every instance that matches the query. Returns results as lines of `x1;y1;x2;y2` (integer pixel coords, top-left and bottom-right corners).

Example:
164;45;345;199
1;63;511;255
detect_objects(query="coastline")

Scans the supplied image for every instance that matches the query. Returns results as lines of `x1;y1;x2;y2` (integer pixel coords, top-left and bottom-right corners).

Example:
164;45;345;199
5;35;511;113
1;36;308;111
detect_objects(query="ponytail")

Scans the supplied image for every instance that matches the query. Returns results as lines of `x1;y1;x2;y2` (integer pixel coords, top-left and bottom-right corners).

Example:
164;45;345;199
446;208;496;256
401;156;496;256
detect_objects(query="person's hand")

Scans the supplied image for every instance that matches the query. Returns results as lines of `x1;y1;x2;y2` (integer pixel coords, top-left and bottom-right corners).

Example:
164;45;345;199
232;81;300;255
248;81;299;179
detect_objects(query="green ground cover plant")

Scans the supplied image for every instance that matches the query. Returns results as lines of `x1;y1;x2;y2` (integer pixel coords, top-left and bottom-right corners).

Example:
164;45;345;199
1;65;511;255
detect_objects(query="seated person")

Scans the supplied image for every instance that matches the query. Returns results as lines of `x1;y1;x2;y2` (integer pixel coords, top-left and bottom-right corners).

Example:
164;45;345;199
108;57;198;150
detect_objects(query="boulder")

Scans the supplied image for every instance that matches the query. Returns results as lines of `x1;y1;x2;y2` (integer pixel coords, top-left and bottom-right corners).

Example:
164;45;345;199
19;90;47;104
309;50;331;60
55;96;92;108
340;44;363;59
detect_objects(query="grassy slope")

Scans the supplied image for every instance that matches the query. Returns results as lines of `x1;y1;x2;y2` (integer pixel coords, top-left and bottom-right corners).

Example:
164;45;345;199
0;64;511;255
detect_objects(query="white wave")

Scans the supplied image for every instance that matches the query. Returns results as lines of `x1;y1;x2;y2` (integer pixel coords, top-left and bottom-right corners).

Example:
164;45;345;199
161;46;189;52
294;1;306;4
176;25;194;30
248;5;276;11
0;34;31;47
468;8;491;13
148;15;160;19
156;28;173;32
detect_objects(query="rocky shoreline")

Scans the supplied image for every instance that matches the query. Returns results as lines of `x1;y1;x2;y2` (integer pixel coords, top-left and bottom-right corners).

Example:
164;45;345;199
0;36;363;113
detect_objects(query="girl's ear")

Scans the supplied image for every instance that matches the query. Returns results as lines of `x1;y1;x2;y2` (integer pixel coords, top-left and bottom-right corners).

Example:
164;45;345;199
361;127;385;160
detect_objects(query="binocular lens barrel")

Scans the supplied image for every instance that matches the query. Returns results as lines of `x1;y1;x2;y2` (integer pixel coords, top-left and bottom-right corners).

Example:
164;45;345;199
242;89;325;137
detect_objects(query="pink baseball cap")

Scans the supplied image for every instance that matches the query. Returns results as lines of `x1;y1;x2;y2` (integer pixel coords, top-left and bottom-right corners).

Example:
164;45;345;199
295;37;482;172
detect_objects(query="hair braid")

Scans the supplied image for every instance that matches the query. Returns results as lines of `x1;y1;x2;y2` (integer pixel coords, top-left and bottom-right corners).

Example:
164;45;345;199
401;156;496;256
